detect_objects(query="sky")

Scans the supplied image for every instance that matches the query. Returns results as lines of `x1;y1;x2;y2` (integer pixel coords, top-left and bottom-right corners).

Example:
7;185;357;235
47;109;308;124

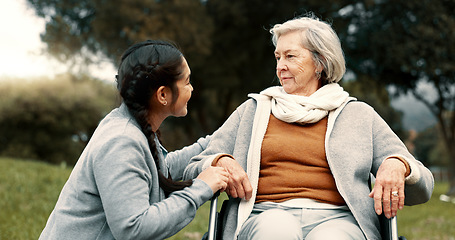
0;0;116;82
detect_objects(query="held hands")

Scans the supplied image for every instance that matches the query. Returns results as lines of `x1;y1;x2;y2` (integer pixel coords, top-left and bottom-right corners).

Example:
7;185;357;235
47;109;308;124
216;156;253;200
369;158;407;219
197;166;229;194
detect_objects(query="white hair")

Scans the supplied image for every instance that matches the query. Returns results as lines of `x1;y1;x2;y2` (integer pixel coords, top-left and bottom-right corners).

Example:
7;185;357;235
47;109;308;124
270;14;346;84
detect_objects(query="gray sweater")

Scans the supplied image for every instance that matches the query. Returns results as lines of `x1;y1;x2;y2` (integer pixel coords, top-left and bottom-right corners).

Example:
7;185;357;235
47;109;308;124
39;103;213;240
184;97;434;240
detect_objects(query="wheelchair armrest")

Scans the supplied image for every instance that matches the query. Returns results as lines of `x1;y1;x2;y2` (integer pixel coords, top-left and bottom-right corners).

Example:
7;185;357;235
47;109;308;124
380;215;407;240
205;192;220;240
380;214;396;240
202;192;233;240
370;175;407;240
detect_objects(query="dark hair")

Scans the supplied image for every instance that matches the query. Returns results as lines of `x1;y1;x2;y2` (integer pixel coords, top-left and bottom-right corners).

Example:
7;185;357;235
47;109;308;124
116;40;192;196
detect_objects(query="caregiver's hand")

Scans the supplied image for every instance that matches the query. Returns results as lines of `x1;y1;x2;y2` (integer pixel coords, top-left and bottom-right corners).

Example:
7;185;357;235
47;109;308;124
197;166;229;194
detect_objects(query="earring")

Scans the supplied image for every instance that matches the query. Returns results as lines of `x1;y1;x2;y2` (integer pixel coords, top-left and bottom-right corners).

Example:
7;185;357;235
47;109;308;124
163;101;167;106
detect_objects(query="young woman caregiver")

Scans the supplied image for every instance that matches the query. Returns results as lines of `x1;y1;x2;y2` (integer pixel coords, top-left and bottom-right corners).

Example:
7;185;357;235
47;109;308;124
39;40;229;240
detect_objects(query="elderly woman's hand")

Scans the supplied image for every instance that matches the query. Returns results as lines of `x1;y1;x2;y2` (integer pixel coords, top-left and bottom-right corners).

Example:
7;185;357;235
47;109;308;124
369;158;407;219
216;156;253;200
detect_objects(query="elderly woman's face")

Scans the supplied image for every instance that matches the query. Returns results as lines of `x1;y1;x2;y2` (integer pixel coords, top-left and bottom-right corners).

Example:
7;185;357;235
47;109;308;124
274;31;321;96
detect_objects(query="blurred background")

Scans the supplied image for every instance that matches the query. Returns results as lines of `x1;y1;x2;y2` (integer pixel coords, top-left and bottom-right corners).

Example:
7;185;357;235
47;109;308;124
0;0;453;239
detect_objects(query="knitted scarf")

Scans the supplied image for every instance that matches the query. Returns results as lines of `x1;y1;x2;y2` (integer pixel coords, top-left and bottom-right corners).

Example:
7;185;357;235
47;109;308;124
259;83;352;124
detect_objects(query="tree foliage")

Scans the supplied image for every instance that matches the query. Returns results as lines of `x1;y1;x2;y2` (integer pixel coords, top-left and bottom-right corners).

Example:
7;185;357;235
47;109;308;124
25;0;354;147
29;0;213;63
414;125;450;167
339;0;455;194
0;75;117;165
24;0;455;194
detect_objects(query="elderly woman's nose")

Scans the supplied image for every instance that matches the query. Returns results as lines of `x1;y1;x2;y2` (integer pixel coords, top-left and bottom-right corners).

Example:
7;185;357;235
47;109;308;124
276;59;287;71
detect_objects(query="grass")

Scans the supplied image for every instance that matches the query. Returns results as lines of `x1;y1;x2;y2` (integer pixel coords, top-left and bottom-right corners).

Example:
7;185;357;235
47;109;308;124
0;157;453;240
398;181;455;239
0;158;71;239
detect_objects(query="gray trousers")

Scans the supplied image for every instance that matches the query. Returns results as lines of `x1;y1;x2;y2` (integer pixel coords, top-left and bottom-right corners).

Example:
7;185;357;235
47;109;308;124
238;201;366;240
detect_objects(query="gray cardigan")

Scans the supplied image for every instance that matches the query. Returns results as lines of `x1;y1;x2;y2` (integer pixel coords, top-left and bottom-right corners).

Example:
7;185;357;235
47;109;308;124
39;103;213;240
184;96;434;240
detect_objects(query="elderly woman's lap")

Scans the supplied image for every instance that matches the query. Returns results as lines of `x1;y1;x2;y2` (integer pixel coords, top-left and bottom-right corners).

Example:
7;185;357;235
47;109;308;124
238;202;365;240
305;214;365;240
238;208;303;240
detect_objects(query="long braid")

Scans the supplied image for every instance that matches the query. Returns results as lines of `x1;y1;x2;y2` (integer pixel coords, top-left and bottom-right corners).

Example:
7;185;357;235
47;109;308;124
117;40;192;196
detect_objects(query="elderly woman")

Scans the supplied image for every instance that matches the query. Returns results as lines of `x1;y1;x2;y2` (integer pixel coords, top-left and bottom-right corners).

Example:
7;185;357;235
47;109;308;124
184;15;434;240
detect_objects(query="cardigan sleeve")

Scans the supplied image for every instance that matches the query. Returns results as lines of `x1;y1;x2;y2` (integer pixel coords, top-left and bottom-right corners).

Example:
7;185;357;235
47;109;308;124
183;101;248;180
164;135;211;181
368;103;434;205
93;133;213;239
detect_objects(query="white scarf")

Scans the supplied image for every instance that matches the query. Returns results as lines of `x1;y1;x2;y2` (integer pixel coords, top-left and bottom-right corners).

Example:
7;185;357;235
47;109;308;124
259;83;353;124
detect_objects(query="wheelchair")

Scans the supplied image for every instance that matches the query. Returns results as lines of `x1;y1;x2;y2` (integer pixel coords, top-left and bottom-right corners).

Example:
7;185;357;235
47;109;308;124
202;176;407;240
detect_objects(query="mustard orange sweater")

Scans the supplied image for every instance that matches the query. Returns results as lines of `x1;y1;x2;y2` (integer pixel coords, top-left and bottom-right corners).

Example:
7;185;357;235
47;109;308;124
256;114;345;206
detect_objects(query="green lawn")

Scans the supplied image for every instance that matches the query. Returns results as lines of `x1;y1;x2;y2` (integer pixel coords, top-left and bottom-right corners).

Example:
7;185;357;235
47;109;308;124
398;182;455;239
0;158;453;239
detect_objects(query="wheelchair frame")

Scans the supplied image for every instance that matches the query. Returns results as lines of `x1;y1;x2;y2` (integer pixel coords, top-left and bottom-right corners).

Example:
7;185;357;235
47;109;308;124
203;175;407;240
204;194;405;240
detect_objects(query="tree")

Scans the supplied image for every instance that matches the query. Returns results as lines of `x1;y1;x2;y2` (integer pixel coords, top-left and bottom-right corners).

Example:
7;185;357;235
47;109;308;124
28;0;213;64
0;74;117;165
26;0;354;148
414;125;450;167
25;0;408;163
27;0;216;147
340;0;455;196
